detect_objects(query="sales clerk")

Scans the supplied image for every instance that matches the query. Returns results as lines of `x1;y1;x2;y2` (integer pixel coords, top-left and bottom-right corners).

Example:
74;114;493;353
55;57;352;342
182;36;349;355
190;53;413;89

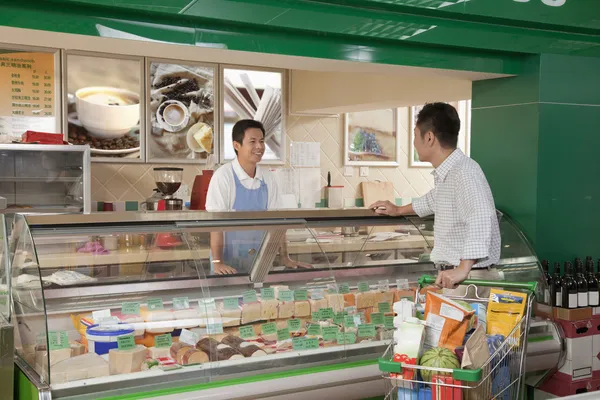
369;103;501;293
205;119;311;275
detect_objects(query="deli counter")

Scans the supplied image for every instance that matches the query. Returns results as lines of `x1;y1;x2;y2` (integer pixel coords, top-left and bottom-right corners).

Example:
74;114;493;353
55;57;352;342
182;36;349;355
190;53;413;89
10;209;542;400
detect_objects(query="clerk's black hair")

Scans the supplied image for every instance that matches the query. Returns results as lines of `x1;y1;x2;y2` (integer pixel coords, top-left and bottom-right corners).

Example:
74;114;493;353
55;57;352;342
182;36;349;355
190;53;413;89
232;119;265;155
416;102;460;149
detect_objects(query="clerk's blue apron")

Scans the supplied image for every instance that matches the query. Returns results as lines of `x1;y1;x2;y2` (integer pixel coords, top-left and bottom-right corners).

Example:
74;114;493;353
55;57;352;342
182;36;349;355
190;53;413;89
213;165;268;274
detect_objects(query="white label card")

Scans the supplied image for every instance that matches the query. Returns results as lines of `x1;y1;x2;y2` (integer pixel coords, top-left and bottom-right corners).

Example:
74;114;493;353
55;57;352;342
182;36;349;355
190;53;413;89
199;298;217;312
440;303;464;322
92;309;111;322
179;329;200;346
396;279;409;290
424;313;445;349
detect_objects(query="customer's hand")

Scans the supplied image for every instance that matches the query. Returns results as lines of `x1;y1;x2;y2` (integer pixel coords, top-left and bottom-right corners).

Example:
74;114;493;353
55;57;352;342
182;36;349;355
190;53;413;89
213;262;238;275
282;257;313;269
369;200;399;216
435;261;473;289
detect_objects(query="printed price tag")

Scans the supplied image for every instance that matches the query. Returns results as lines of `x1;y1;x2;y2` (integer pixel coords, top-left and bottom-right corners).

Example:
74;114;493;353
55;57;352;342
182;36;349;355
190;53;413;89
344;315;356;328
206;320;224;335
292;337;307;351
337;332;356;345
294;289;308;301
278;290;294;302
333;312;345;325
117;335;136;351
179;329;200;345
173;297;190;310
305;338;319;349
371;312;384;325
92;309;111;322
199;298;217;312
312;312;320;322
378;302;391;313
147;298;164;311
223;297;239;310
358;282;370;292
155;334;172;348
378;280;390;292
287;319;301;331
243;290;258;304
311;288;325;299
261;288;275;300
48;331;69;350
307;324;322;336
277;328;290;341
396;279;409;290
262;322;277;335
122;302;140;315
384;315;395;329
239;325;256;339
319;307;334;320
327;285;338;294
323;327;339;341
339;283;350;294
358;323;376;338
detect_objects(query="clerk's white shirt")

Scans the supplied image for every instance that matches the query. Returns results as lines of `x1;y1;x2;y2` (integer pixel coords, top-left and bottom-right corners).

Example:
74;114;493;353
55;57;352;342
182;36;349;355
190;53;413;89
205;158;281;212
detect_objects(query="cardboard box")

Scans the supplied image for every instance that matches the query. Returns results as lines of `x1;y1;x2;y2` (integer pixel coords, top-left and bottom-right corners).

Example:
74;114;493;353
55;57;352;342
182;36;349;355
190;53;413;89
593;336;600;372
554;307;592;321
534;302;553;319
432;376;462;400
555;319;594;338
555;337;593;381
539;376;598;396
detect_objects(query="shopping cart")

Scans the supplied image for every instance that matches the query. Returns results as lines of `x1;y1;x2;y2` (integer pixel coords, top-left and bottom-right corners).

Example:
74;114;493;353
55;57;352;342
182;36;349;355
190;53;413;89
379;275;538;400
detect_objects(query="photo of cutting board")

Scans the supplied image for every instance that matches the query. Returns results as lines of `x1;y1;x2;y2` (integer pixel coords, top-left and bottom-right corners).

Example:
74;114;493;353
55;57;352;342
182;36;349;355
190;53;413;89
361;181;397;233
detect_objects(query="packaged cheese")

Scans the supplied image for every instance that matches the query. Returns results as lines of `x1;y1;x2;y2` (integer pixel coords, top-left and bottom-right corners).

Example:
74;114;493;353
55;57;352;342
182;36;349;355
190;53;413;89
278;302;294;319
294;301;311;317
309;298;328;314
261;299;279;320
327;294;345;313
218;302;241;327
147;346;171;359
241;303;262;324
487;289;527;342
108;345;147;375
374;291;394;311
343;293;356;307
356;292;375;309
51;353;109;384
424;291;474;351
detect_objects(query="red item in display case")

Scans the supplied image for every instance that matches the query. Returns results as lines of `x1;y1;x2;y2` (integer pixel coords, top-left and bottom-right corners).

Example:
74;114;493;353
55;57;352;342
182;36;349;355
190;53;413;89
21;131;66;144
431;375;462;400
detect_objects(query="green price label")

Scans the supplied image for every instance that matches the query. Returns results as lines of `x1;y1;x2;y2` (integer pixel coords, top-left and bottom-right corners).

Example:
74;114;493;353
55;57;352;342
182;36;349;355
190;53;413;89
278;290;294;302
199;298;217;312
384;315;395;329
305;338;319;349
48;331;69;351
287;319;301;331
327;286;338;294
339;283;350;294
307;324;322;336
243;290;258;304
319;307;334;320
333;312;345;325
292;337;307;351
206;321;224;335
277;328;290;341
294;289;308;301
401;296;414;302
239;325;255;339
223;297;239;310
117;335;136;351
122;302;140;315
344;315;356;328
155;334;172;348
358;282;370;292
173;297;189;310
371;312;384;325
147;298;164;311
378;302;391;313
261;322;277;335
323;327;339;341
358;323;376;338
261;288;275;300
312;312;320;322
337;332;356;345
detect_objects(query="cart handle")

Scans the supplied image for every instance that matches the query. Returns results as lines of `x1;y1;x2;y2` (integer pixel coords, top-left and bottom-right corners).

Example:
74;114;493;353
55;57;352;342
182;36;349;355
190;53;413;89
418;275;538;293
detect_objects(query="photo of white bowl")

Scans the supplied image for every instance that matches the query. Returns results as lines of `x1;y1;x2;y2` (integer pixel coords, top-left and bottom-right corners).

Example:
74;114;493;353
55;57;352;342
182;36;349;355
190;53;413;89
75;86;140;139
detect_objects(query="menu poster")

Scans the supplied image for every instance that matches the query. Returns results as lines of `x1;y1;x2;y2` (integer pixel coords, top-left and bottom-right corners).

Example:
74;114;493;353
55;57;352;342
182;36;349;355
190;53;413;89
0;51;57;142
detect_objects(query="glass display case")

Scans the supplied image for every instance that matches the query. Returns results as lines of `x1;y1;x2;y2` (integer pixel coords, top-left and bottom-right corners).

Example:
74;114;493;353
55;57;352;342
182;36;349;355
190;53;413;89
0;214;13;395
10;209;541;399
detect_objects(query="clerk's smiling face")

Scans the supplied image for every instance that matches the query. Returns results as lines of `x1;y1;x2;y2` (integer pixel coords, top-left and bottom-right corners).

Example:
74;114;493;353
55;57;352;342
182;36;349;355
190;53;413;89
234;128;265;164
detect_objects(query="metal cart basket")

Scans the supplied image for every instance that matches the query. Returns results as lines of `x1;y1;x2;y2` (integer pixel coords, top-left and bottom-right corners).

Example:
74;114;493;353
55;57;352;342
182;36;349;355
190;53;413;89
379;275;537;400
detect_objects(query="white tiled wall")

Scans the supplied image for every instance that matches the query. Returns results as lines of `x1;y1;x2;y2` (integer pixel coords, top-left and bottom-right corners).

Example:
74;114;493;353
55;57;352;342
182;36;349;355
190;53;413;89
92;107;443;203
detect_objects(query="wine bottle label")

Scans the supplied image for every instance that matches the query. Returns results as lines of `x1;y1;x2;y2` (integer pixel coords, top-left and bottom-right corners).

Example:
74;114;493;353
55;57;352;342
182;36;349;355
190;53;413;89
569;293;578;308
556;292;562;307
578;293;588;307
544;289;550;305
589;292;599;306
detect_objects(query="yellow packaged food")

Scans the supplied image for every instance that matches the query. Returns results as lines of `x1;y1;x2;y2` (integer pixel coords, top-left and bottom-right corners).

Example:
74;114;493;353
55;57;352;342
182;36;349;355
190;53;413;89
487;289;527;342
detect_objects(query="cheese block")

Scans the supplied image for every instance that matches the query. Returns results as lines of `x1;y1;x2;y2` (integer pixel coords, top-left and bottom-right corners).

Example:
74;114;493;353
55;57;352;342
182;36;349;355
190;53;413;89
278;302;294;319
374;291;395;310
176;346;194;364
261;299;279;320
219;305;241;327
272;285;290;299
343;293;356;307
147;346;171;359
294;301;311;317
356;292;376;309
309;298;328;314
108;345;147;375
141;307;174;322
327;294;345;313
241;303;262;324
196;337;244;361
51;353;109;384
238;342;267;357
181;349;209;365
70;342;86;357
394;289;416;303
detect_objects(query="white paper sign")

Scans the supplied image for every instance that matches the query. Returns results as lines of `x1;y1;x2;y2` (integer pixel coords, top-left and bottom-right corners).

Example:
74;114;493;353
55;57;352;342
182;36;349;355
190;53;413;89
179;328;200;345
92;309;111;323
290;141;320;167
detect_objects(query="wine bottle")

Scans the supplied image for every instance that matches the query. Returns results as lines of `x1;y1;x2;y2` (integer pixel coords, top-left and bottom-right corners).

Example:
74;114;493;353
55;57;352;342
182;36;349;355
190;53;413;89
596;260;600;283
542;260;551;305
551;262;562;307
562;262;578;309
576;260;588;308
587;260;599;307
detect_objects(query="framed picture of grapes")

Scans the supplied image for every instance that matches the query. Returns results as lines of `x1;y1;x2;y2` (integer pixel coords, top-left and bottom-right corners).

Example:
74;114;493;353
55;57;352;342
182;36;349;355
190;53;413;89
344;109;399;167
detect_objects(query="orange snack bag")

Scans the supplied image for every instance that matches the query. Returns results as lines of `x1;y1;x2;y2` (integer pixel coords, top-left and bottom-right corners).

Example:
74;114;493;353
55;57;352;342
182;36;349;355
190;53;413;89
424;291;474;351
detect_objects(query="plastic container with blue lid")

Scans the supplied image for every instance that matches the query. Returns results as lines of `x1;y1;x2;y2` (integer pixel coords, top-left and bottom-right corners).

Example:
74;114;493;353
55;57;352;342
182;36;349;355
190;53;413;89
86;324;135;355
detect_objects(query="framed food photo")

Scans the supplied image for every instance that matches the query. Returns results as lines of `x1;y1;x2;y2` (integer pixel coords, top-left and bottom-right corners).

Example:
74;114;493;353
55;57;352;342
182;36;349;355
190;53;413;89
65;51;144;162
344;109;400;167
147;59;216;163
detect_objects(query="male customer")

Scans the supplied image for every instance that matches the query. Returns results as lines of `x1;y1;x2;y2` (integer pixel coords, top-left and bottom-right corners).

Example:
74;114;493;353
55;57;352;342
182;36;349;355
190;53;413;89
206;119;310;275
369;103;501;293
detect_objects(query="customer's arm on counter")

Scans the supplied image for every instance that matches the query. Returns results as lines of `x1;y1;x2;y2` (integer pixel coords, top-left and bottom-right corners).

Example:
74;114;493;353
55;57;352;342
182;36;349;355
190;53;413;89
369;188;434;217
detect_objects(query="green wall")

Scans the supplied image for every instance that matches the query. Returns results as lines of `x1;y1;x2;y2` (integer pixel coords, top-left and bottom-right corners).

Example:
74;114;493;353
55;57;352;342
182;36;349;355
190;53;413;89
472;54;600;263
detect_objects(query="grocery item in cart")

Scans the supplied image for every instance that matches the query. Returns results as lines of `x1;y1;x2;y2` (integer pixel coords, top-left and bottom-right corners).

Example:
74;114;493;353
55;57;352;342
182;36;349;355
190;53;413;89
487;289;526;342
393;299;416;323
432;375;462;400
424;292;474;350
393;317;425;380
420;347;460;382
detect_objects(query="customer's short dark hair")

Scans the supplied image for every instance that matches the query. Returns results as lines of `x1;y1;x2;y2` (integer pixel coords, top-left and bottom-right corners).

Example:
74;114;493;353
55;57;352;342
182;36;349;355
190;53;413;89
416;102;460;149
232;119;265;155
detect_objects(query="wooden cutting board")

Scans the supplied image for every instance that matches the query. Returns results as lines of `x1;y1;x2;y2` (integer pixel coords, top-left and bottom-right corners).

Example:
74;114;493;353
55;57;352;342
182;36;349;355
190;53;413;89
361;181;395;208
